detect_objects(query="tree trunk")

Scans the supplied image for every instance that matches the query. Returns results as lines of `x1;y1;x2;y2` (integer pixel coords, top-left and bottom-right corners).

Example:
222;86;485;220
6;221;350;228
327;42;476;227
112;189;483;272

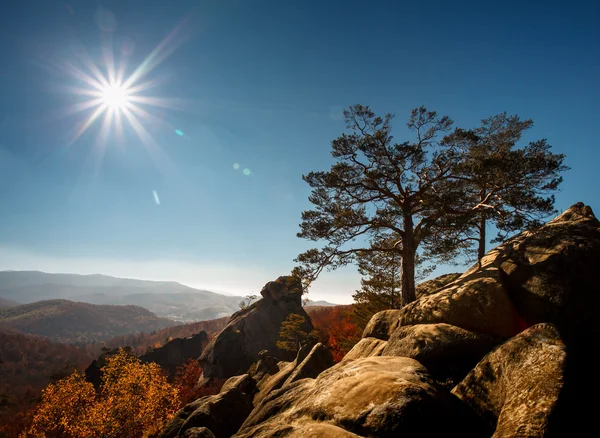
400;214;416;307
477;216;486;261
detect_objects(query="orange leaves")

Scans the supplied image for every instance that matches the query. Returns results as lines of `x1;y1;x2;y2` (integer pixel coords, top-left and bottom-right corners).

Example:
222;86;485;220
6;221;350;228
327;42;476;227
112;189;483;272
307;306;361;362
25;349;179;438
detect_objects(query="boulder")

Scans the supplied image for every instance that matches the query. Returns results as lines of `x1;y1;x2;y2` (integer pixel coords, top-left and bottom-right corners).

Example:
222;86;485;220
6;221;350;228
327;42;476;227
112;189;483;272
462;202;600;345
343;337;387;360
159;382;255;438
199;276;313;378
415;272;461;299
139;332;208;381
236;356;489;438
219;373;257;395
452;323;566;437
181;427;216;438
282;343;334;387
252;342;326;405
399;268;525;338
361;309;402;340
234;421;362;437
382;323;501;386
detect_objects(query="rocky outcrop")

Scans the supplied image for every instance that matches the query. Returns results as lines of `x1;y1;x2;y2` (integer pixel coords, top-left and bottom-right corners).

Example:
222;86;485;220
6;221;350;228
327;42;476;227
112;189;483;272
236;356;488;438
139;332;208;381
415;272;461;298
361;309;402;340
199;276;313;378
452;324;566;437
252;343;334;405
382;323;501;387
181;428;216;438
160;203;600;437
160;374;256;438
399;268;525;338
462;202;600;345
281;342;333;387
343;337;387;360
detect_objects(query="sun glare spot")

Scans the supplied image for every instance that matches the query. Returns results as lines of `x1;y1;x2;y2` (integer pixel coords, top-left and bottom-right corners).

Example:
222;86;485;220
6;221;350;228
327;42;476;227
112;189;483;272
153;190;161;205
101;83;130;110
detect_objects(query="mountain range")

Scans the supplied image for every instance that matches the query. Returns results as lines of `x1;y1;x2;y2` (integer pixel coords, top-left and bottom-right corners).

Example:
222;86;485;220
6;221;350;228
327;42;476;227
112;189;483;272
0;271;245;322
0;271;338;322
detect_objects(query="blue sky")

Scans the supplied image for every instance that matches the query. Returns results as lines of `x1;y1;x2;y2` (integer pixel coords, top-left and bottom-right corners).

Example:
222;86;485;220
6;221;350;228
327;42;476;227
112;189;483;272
0;0;598;303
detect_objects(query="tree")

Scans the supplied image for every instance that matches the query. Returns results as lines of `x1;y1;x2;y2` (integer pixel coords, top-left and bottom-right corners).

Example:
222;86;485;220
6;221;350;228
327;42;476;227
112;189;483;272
441;113;568;261
276;313;319;353
296;105;461;306
26;349;179;438
239;294;258;310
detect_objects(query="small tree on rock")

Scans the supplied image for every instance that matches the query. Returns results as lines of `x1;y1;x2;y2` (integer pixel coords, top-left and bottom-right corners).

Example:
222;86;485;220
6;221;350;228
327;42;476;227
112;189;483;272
276;313;319;354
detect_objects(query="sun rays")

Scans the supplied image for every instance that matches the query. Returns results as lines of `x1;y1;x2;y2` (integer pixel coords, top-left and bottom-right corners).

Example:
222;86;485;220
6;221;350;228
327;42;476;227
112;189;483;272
57;21;187;168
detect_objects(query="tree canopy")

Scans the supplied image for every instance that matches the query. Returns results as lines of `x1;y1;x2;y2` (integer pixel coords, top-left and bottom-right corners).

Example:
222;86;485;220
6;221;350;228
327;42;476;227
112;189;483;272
296;105;567;307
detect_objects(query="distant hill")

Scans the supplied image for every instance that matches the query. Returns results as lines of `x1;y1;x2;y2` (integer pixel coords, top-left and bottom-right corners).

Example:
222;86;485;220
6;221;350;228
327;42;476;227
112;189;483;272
0;297;19;308
304;299;338;307
0;271;244;322
0;300;176;344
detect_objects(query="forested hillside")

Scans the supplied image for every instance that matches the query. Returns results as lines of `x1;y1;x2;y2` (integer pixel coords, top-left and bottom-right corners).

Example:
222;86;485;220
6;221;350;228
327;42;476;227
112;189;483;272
0;300;176;344
0;330;93;436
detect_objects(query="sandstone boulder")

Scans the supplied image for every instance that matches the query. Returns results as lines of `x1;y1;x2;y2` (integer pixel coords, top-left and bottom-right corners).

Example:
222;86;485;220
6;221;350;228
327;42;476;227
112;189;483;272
236;356;489;438
199;276;313;378
282;342;334;387
252;342;331;405
361;309;402;340
382;323;501;386
181;427;216;438
399;268;525;338
452;323;566;437
462;202;600;345
415;272;461;299
343;337;387;360
159;380;255;438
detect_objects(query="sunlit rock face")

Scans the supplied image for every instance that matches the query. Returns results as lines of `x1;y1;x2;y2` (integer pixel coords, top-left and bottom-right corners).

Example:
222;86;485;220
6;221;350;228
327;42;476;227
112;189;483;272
198;276;313;379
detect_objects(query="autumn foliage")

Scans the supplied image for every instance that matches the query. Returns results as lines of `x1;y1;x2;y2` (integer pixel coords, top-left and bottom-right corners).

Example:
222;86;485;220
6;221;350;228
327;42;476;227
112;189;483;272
24;349;179;438
306;306;361;362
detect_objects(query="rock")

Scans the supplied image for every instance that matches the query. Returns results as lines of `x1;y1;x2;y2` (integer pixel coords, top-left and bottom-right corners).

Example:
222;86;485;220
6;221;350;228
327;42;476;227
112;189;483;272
399;268;525;338
236;356;489;438
234;421;362;437
382;323;501;386
452;323;566;437
199;276;313;378
252;343;317;405
416;272;462;299
259;275;302;300
181;427;216;438
139;332;208;381
361;309;402;340
159;384;255;438
462;202;600;345
282;343;334;387
219;373;257;395
343;337;387;360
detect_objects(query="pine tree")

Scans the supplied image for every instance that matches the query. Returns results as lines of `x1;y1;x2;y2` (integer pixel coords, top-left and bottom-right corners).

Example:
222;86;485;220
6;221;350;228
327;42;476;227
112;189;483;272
440;113;568;261
296;105;460;306
276;313;319;354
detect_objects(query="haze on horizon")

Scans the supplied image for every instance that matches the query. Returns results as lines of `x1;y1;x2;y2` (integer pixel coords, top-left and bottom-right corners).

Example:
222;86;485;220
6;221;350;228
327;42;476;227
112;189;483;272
1;1;599;304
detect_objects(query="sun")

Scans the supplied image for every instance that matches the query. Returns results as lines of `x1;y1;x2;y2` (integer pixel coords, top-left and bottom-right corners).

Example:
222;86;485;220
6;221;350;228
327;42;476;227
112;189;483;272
55;20;187;167
101;83;130;110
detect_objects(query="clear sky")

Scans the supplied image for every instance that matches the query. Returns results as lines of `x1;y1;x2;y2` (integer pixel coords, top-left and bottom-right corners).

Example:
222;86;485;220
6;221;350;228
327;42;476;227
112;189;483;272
1;0;598;303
